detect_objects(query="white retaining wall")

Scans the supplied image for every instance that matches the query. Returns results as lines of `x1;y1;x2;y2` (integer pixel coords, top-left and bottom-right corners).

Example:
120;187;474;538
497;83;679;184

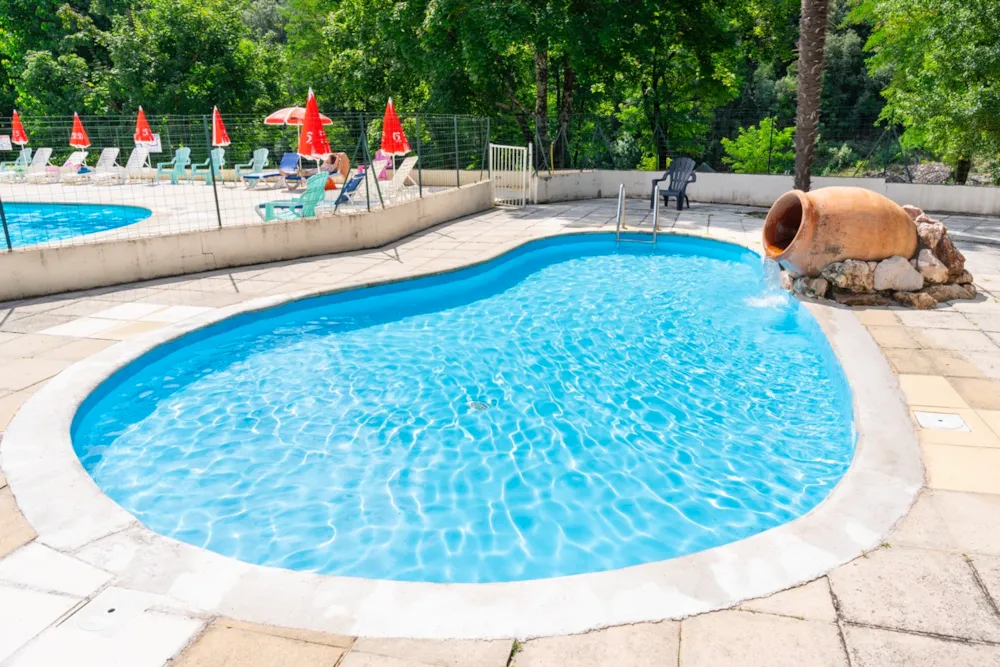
535;170;1000;215
0;181;493;301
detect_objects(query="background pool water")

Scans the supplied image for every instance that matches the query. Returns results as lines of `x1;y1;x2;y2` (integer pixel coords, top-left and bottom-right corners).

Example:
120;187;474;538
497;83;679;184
3;202;151;247
72;234;855;584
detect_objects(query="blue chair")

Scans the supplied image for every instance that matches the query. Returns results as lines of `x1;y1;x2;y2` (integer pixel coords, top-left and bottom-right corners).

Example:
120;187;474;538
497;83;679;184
191;147;225;185
242;152;301;189
236;148;269;186
255;172;329;221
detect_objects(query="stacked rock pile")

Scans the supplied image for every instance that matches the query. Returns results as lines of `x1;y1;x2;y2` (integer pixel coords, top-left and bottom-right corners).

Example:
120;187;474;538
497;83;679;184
779;206;975;309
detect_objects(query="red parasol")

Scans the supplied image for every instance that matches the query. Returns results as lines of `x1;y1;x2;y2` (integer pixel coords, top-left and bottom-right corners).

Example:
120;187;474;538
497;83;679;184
297;88;332;160
69;112;90;148
212;106;231;147
264;106;333;126
134;106;155;144
11;110;28;146
380;97;411;156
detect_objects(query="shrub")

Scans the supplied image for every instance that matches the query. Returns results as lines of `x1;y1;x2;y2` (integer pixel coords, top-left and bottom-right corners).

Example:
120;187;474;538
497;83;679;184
720;117;794;174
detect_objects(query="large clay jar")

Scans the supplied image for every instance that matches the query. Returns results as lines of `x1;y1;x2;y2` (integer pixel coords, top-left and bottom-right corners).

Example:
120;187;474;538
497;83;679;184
762;186;917;276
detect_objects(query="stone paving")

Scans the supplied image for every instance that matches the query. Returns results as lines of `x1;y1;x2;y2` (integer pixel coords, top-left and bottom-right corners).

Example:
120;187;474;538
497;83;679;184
1;199;1000;665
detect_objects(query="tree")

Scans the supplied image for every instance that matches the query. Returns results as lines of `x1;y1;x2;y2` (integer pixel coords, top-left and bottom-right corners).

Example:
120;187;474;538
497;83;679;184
108;0;282;114
721;117;795;173
794;0;829;191
852;0;1000;184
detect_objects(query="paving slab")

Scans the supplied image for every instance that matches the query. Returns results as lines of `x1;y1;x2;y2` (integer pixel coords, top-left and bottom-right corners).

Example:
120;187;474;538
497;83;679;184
354;637;511;667
218;618;354;648
897;374;969;408
971;555;1000;611
828;547;1000;641
0;542;112;597
679;610;846;667
843;624;1000;667
0;486;37;558
891;490;1000;555
949;377;1000;410
513;622;678;667
341;653;440;667
0;583;81;663
172;623;346;667
922;444;1000;494
738;578;837;622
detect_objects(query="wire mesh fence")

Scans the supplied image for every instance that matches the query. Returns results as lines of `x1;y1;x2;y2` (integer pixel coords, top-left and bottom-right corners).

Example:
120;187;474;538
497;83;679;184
0;113;490;253
489;108;992;186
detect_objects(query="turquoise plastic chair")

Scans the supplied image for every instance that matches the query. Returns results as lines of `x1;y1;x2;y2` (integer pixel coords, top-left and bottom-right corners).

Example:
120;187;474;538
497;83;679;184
155;147;192;184
191;147;225;185
0;147;31;172
236;148;269;185
256;172;329;221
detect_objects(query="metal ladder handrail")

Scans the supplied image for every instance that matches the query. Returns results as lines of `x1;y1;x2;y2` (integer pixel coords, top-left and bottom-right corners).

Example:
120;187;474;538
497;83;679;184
616;183;659;247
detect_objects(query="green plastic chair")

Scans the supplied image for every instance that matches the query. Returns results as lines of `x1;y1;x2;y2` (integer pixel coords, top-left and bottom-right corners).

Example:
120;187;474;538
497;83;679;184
257;172;329;221
235;148;269;185
155;147;192;184
191;147;225;185
0;147;31;172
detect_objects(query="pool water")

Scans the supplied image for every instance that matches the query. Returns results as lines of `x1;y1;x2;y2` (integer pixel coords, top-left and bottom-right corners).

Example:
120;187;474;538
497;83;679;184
2;202;151;247
73;234;855;584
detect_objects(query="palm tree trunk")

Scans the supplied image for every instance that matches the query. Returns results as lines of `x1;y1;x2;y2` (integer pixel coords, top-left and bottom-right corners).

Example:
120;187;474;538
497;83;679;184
794;0;829;192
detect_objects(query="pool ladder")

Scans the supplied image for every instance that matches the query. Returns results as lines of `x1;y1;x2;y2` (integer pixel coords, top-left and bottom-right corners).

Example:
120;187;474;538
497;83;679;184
615;183;660;247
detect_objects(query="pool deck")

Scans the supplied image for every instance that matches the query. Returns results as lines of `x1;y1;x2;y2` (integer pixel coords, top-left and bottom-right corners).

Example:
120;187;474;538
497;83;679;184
1;199;1000;665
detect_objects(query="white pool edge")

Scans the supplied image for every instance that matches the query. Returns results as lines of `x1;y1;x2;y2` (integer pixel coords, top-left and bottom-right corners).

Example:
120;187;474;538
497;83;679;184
0;230;923;639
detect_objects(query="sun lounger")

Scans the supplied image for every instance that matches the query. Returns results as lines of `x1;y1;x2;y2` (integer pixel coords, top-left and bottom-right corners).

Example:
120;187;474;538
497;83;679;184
155;147;192;184
0;147;51;182
0;148;31;173
26;150;87;183
384;156;418;200
255;172;329;221
92;146;149;185
242;152;300;190
63;147;119;184
236;148;269;186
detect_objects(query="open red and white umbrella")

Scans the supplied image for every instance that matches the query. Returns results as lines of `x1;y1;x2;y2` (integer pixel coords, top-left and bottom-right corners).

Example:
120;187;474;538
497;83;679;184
11;110;28;146
69;112;90;149
212;106;231;147
297;88;332;160
380;98;411;156
265;105;332;126
134;106;155;144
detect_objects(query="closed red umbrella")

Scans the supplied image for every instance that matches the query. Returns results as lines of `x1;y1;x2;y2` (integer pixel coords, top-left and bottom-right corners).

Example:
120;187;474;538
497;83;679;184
134;106;155;144
297;88;332;160
212;106;231;147
380;98;411;156
69;112;90;148
11;110;28;146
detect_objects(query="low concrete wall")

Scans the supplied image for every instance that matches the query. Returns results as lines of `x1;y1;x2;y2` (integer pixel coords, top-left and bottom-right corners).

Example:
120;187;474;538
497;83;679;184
0;181;493;301
535;170;1000;215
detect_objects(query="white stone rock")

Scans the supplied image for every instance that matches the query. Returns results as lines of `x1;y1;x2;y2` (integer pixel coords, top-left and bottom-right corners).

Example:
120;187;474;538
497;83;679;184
917;249;949;284
874;256;925;292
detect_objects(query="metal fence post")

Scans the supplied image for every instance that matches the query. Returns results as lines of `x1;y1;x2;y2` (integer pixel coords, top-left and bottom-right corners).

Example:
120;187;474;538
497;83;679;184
359;113;385;210
765;116;775;175
415;115;423;198
454;115;461;188
0;196;12;251
205;116;223;228
479;117;490;181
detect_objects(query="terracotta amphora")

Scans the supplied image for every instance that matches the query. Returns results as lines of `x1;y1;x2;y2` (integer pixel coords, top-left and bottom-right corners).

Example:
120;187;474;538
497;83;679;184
762;187;917;276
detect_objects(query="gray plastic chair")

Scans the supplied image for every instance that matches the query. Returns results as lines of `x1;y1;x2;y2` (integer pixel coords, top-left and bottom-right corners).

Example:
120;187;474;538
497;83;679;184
650;157;697;210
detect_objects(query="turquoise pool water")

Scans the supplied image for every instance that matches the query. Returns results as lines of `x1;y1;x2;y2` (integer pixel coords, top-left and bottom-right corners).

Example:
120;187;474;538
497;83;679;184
2;202;151;247
72;234;855;583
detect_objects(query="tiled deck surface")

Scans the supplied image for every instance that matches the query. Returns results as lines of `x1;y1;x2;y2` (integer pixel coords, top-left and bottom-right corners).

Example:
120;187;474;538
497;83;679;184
2;199;1000;665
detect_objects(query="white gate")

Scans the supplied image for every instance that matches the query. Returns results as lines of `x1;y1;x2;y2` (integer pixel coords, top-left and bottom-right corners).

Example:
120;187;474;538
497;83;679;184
489;143;535;206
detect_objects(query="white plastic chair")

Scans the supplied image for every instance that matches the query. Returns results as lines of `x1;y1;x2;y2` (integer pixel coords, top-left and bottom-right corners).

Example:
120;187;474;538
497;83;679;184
63;147;120;184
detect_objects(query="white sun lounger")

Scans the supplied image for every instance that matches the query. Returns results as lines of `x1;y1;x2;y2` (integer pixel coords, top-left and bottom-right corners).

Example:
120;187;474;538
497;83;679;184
63;147;120;184
92;146;150;185
26;150;87;183
0;147;52;182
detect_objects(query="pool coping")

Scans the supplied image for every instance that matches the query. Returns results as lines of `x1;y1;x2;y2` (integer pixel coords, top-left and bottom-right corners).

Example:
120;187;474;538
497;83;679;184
0;229;923;639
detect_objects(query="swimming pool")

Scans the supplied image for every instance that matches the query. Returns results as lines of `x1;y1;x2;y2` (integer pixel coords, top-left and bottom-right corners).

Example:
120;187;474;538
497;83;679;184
72;233;855;584
2;202;151;247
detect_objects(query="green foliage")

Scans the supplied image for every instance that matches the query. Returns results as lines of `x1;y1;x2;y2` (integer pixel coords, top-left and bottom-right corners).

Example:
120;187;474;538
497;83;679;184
853;0;1000;170
108;0;280;114
720;117;794;173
